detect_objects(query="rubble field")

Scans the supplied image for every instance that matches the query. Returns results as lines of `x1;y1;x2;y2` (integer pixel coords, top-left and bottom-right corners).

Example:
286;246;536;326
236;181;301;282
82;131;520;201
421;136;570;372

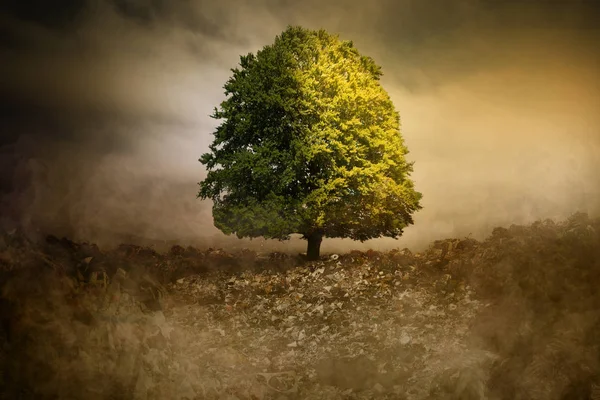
1;212;599;400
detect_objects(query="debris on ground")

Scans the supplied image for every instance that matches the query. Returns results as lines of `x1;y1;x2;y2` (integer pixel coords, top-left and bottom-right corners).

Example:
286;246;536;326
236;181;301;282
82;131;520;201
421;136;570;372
0;212;599;399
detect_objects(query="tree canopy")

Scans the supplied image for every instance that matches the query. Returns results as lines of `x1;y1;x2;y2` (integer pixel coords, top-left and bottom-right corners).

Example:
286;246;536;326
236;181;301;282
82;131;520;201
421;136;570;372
198;26;422;259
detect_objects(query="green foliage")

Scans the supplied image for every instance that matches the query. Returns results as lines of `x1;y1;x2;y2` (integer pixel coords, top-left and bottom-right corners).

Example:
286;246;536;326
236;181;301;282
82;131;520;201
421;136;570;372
199;26;422;241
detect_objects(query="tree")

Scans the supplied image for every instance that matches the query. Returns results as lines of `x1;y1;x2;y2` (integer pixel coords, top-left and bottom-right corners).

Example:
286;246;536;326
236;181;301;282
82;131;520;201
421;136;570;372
198;26;422;260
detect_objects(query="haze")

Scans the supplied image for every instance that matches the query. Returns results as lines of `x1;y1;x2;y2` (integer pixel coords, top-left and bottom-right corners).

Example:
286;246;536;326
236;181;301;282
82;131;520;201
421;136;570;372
0;0;598;252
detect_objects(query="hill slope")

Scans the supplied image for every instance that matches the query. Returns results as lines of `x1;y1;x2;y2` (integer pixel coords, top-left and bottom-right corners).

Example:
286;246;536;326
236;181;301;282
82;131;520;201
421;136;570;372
0;213;599;399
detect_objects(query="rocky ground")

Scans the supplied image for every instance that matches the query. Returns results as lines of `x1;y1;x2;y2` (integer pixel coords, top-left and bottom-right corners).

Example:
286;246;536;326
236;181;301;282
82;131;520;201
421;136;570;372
1;212;600;399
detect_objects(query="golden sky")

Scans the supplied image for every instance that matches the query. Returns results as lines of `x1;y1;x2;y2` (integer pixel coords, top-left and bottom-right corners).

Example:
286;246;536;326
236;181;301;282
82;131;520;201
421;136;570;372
0;0;598;250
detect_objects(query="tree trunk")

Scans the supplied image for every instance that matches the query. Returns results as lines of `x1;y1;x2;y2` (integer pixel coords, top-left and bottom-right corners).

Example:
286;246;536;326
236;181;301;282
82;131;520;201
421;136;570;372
306;232;323;261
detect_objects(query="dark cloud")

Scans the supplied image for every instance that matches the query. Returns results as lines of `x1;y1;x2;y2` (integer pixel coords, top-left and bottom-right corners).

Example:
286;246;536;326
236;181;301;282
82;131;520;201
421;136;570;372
0;0;598;250
0;0;86;29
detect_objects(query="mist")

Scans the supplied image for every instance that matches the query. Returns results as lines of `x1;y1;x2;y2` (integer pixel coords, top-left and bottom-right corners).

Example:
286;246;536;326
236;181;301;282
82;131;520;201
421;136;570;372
0;0;598;252
1;2;600;398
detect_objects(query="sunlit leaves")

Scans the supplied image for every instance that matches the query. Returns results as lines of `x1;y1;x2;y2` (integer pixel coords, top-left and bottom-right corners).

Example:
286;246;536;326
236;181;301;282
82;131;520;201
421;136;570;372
198;26;422;241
